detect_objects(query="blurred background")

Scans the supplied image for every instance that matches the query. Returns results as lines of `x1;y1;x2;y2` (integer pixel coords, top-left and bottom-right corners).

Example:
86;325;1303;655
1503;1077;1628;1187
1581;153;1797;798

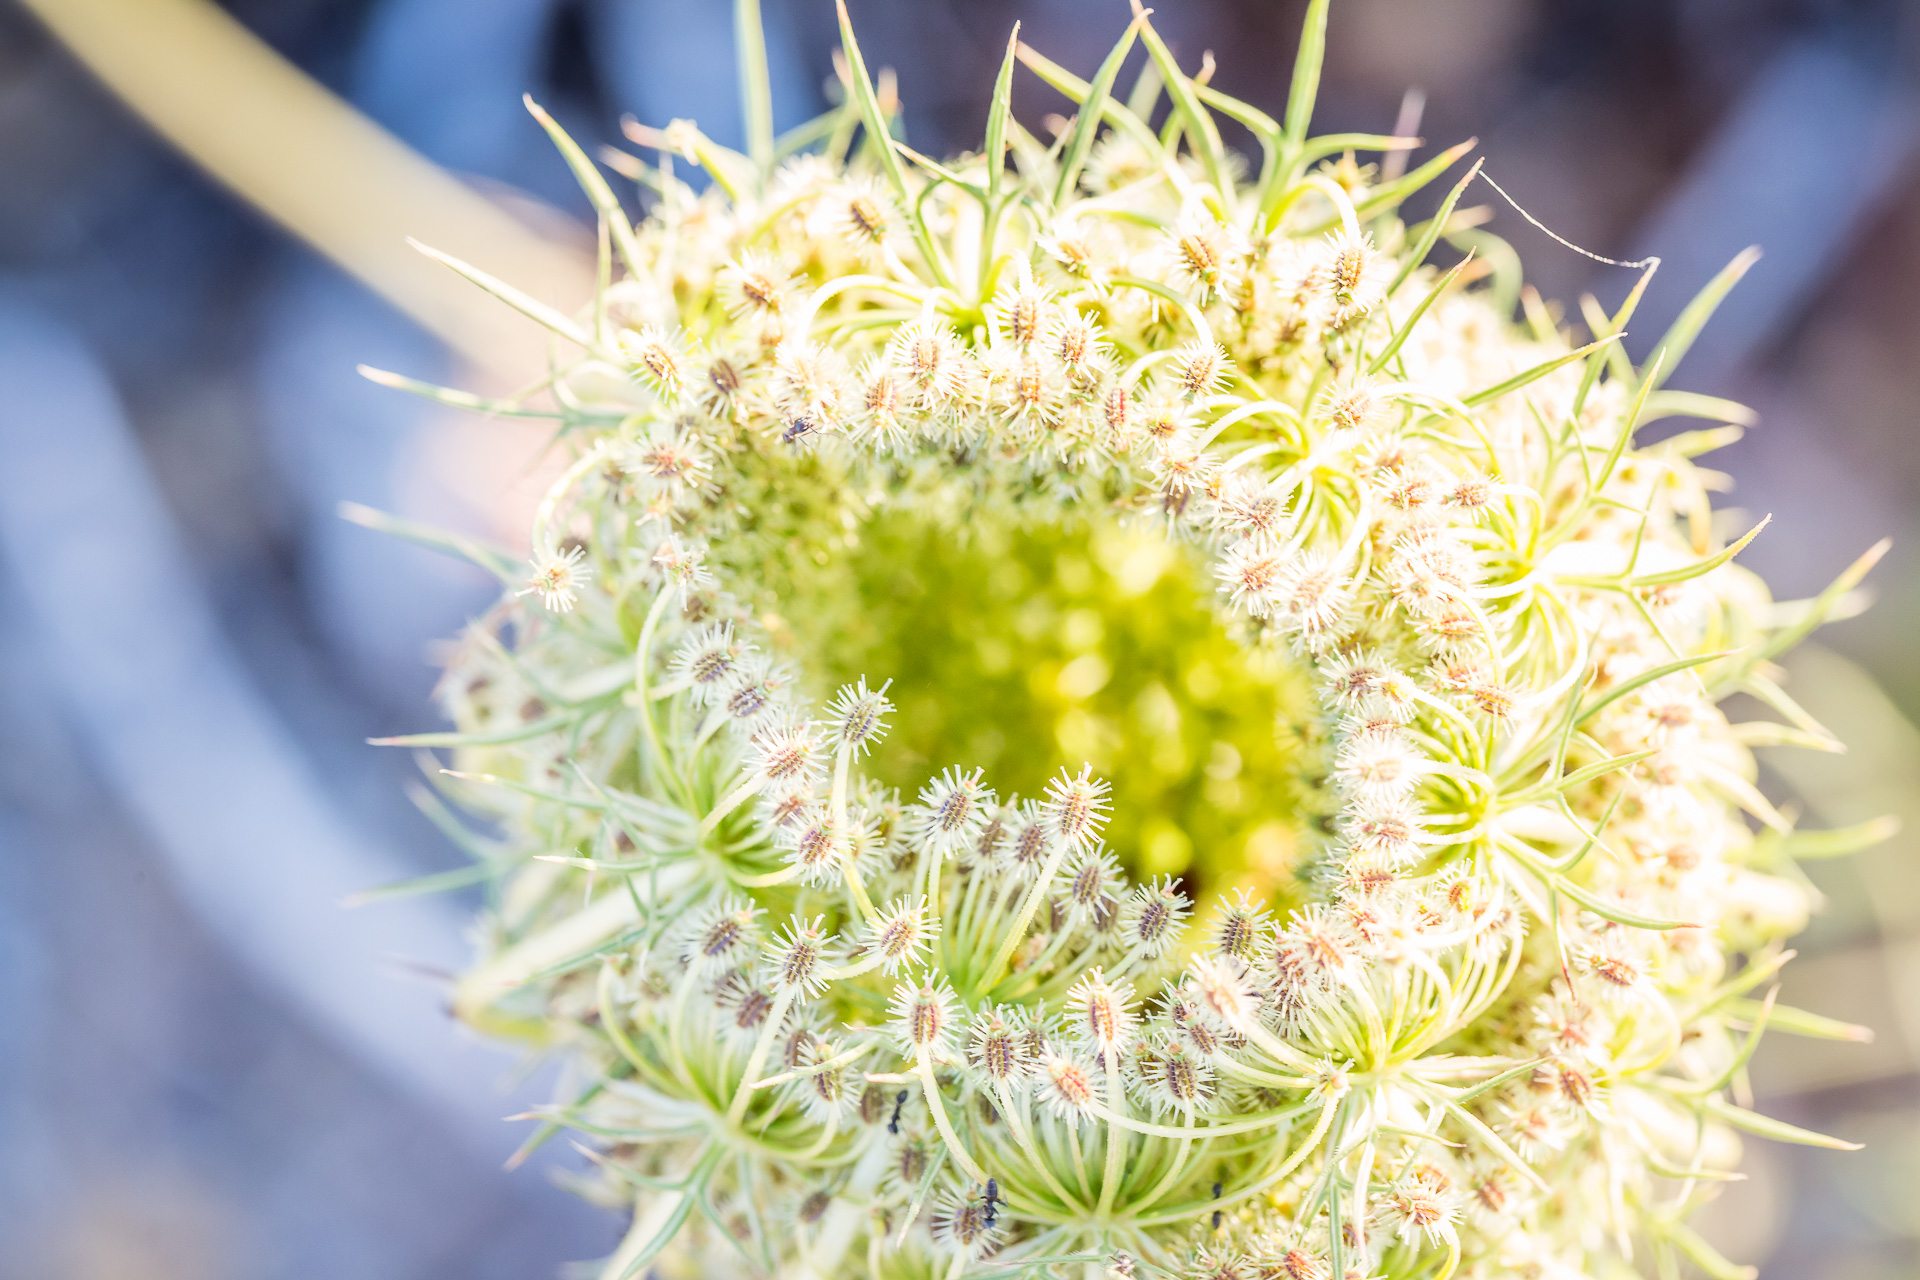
1;0;1918;1275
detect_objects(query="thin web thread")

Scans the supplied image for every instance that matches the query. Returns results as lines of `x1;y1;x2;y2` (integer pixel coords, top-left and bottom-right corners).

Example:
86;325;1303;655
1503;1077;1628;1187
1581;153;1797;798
1478;169;1660;272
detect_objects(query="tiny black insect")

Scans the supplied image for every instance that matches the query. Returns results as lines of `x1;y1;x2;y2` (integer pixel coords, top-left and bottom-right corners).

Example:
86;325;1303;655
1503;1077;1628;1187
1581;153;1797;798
1211;1181;1224;1230
887;1088;908;1135
982;1177;1001;1228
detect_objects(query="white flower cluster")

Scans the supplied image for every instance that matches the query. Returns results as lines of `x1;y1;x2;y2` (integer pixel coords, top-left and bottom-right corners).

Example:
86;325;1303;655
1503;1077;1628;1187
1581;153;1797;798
375;6;1883;1280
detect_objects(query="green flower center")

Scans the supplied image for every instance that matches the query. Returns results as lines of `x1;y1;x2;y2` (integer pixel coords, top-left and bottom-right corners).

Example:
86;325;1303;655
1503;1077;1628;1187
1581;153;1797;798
707;443;1315;900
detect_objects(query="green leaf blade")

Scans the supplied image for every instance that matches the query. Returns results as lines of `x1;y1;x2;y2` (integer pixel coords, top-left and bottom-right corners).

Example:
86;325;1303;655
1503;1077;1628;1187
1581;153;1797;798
409;237;604;356
1132;7;1232;203
1053;14;1148;208
1706;1097;1862;1150
1783;815;1900;860
1643;246;1761;395
1282;0;1331;154
524;96;647;279
734;0;774;171
984;23;1020;197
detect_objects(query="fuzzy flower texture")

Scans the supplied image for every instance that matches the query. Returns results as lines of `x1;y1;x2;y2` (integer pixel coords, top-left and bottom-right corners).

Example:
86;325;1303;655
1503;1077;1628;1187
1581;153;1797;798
369;5;1888;1280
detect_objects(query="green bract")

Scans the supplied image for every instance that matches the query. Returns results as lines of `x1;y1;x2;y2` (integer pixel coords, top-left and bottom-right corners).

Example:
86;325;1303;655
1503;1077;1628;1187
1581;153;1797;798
363;3;1881;1278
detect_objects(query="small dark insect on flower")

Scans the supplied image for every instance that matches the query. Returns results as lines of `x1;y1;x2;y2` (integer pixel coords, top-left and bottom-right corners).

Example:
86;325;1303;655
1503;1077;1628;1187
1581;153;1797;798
887;1088;908;1135
1211;1180;1224;1230
982;1177;1001;1227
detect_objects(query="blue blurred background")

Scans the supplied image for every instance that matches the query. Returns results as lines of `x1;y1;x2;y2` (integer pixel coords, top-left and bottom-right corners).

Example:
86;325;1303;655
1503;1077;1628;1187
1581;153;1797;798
2;0;1918;1275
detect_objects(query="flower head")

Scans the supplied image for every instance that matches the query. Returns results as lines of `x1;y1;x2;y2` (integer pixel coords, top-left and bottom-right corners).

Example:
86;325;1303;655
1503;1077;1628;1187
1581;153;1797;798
519;544;592;614
865;895;937;975
750;719;826;792
1035;1051;1102;1126
791;1034;859;1123
1174;340;1234;401
929;1190;1002;1260
826;677;893;757
1062;845;1125;924
1064;968;1135;1052
1308;230;1391;328
712;967;780;1044
1124;1033;1215;1116
622;325;688;401
781;811;852;885
888;973;958;1056
405;19;1860;1276
622;421;708;500
1164;212;1246;303
836;178;895;254
1120;876;1192;959
766;915;836;996
721;657;794;732
719;249;796;320
680;896;761;973
1185;954;1261;1034
1210;888;1274;965
915;766;994;854
651;537;715;599
966;1005;1034;1086
1044;765;1111;851
671;622;751;703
